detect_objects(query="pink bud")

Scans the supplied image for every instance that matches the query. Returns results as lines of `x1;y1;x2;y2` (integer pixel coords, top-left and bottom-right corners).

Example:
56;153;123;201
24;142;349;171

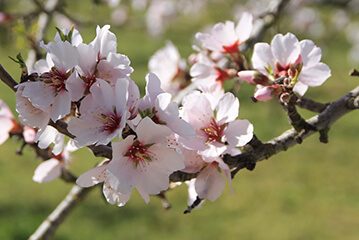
238;70;269;85
254;86;273;101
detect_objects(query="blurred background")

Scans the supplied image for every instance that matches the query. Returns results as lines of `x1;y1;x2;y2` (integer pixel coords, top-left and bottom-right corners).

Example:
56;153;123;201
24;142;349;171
0;0;359;239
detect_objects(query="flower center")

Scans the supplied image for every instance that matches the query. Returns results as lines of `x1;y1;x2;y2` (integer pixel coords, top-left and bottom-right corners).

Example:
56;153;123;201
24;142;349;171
273;55;303;81
99;111;121;134
222;40;240;54
125;140;151;165
201;118;225;143
41;67;70;92
215;68;230;84
81;74;97;94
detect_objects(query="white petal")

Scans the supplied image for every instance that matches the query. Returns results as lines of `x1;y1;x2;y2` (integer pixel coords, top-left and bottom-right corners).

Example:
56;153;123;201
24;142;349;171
195;164;226;201
136;117;172;144
252;42;274;74
236;12;253;42
33;159;62;183
36;126;58;149
299;39;322;66
271;33;300;66
216;93;239;123
293;81;309;96
299;63;331;87
224;119;254;147
50;90;71;121
76;165;108;187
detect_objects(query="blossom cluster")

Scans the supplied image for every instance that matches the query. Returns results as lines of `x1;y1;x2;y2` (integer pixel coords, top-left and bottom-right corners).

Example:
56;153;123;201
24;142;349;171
0;10;332;208
8;24;254;207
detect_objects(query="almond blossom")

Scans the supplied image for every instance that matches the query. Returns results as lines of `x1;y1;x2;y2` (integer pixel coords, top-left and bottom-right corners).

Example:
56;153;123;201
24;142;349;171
33;140;78;183
77;117;185;206
68;78;129;147
0;100;20;144
138;73;195;139
21;40;79;121
196;12;253;54
148;41;186;95
180;91;253;157
182;148;231;201
239;32;331;101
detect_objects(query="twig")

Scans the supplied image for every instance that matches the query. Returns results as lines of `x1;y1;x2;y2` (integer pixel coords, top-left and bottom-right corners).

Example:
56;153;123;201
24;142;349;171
296;97;328;113
0;64;17;91
28;185;92;240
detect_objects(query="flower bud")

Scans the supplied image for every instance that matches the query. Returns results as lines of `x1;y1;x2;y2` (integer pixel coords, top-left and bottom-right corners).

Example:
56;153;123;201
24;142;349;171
253;86;273;102
238;70;269;85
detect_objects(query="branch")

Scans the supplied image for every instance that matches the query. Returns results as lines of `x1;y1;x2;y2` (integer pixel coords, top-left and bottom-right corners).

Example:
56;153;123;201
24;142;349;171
0;64;17;91
28;185;92;240
225;85;359;174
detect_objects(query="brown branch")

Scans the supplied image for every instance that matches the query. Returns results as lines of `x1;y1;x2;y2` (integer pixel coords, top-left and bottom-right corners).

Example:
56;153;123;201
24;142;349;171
296;97;328;113
225;85;359;175
0;64;17;91
28;185;92;240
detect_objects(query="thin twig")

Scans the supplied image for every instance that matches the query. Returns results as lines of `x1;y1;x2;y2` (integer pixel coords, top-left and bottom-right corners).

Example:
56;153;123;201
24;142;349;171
28;185;92;240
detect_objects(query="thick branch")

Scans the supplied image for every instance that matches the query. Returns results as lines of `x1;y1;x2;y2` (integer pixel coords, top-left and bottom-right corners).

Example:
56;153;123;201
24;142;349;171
28;185;92;240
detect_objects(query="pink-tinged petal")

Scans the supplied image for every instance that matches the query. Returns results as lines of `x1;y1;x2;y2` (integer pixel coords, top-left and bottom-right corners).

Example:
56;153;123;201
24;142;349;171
299;63;331;87
114;78;129;114
35;126;58;149
23;126;36;143
190;62;212;79
76;164;108;187
67;118;104;147
66;72;85;101
0;100;13;118
89;79;115;111
107;157;137;194
50;90;71;121
182;148;206;173
127;78;140;118
224;119;254;147
271;33;300;66
299;40;322;66
141;72;165;108
200;143;227;158
76;43;97;76
253;86;273;101
112;135;136;158
22;81;55;111
90;25;117;59
103;181;131;207
216;93;239;123
148;144;185;173
136;117;172;145
252;42;274;75
31;58;51;74
33;159;62;183
236;12;253;42
16;86;50;128
195;164;226;201
237;70;257;84
293;81;309;96
0;118;12;145
136;184;151;204
181;91;213;130
46;41;78;71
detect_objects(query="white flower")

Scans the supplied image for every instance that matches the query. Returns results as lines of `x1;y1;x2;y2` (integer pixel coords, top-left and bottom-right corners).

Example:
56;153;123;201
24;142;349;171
148;41;186;95
33;140;77;183
0;100;17;145
21;41;79;121
180;91;253;157
90;25;117;60
196;12;253;54
138;73;195;139
250;32;331;99
77;117;185;206
68;79;129;147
